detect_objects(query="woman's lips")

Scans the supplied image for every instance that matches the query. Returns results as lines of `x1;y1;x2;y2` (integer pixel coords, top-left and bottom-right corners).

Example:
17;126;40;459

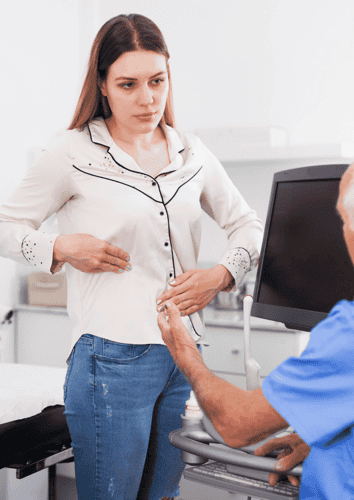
134;112;156;120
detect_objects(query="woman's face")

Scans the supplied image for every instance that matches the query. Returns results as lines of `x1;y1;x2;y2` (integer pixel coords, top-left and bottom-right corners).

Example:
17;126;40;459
101;50;169;135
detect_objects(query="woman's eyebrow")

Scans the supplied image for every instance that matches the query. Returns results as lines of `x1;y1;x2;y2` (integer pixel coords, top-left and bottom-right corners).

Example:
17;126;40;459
114;71;167;82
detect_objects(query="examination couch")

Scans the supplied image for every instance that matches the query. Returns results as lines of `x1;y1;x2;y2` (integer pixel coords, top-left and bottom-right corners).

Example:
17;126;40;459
0;363;73;500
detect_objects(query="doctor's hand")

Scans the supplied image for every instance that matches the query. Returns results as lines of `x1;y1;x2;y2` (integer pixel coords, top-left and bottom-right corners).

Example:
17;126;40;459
253;433;310;487
157;301;199;366
156;265;234;316
52;234;131;274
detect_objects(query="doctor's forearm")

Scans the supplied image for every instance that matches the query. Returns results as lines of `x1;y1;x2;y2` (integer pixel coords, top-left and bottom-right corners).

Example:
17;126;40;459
177;347;288;448
176;346;257;448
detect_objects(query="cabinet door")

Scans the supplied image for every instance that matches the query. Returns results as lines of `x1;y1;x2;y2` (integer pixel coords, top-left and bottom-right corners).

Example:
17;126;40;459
202;326;310;377
202;328;245;374
213;371;267;391
0;321;15;363
250;330;301;376
16;309;74;368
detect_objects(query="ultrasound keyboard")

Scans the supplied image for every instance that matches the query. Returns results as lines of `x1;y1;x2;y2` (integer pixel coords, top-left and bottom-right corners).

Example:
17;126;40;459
184;461;299;500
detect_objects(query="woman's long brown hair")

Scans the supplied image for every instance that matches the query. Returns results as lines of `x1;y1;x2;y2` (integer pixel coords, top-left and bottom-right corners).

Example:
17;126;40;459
68;14;175;130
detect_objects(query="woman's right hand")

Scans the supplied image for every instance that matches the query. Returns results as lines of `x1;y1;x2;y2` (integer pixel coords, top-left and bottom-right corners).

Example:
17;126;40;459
52;233;131;274
253;433;310;487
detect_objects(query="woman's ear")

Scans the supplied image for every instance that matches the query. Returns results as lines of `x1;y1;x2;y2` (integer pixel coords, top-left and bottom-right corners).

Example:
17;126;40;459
97;74;107;97
99;78;107;97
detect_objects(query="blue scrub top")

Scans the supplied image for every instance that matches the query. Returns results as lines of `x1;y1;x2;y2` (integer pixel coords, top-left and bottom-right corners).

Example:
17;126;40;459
262;300;354;499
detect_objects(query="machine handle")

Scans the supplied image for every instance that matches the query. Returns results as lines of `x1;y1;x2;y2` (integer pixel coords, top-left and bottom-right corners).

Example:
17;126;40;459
243;295;261;391
169;425;303;476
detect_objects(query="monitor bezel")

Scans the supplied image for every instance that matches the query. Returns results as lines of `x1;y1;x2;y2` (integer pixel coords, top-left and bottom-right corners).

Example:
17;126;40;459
251;163;350;332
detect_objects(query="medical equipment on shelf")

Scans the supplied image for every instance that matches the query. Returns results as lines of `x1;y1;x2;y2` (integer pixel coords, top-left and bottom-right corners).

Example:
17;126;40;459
169;295;303;500
0;363;73;500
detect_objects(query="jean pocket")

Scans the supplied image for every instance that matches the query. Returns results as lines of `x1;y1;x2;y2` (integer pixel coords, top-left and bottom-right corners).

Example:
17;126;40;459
99;341;152;363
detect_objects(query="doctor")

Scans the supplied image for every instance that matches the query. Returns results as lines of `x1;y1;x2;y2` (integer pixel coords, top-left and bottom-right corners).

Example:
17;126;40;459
157;164;354;499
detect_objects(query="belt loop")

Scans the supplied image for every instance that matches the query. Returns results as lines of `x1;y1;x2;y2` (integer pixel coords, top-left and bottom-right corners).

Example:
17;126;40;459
93;335;104;356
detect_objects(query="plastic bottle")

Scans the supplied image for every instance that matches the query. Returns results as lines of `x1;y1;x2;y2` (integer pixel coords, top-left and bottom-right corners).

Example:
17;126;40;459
181;390;207;465
185;390;203;419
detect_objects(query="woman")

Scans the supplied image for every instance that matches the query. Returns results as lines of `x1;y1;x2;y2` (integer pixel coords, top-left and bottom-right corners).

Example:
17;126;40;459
0;14;263;500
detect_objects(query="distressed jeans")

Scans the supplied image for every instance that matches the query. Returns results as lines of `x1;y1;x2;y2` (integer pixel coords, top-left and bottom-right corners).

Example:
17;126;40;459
63;334;192;500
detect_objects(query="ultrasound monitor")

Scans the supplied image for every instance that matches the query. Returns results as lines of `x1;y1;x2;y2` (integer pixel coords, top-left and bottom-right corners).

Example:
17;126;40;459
251;163;354;332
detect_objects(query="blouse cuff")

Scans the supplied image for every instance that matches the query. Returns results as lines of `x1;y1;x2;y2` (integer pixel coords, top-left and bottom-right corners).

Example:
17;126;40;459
21;231;63;275
218;247;251;292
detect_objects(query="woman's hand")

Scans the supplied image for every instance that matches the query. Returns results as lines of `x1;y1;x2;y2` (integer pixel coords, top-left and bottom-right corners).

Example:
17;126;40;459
52;233;131;274
156;265;234;316
253;433;310;487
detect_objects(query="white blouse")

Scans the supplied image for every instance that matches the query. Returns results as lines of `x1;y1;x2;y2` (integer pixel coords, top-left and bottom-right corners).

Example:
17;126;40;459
0;118;263;362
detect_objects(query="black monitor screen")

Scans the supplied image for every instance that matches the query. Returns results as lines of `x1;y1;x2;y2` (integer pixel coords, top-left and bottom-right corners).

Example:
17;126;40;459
252;165;354;331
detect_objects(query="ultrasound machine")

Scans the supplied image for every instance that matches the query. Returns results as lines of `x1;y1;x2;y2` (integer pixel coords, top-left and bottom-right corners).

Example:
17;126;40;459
169;163;354;499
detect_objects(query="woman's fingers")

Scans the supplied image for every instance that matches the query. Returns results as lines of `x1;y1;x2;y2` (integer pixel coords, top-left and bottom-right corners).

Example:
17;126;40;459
105;242;130;263
58;234;131;274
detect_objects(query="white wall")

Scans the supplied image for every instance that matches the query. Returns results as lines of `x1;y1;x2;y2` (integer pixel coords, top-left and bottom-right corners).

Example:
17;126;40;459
0;0;82;310
2;0;354;308
98;0;354;145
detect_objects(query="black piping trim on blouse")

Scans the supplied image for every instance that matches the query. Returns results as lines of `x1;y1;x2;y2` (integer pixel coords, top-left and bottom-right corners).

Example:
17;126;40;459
155;181;177;281
21;233;32;265
87;121;201;338
155;169;178;180
71;164;165;204
87;121;178;180
155;180;201;339
108;149;178;180
236;247;252;268
164;166;204;206
188;315;202;338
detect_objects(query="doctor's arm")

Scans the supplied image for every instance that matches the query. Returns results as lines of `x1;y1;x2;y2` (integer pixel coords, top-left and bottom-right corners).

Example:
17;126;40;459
157;301;288;448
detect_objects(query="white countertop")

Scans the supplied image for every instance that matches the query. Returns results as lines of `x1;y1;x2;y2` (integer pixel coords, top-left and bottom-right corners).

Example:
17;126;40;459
12;303;300;333
203;306;300;332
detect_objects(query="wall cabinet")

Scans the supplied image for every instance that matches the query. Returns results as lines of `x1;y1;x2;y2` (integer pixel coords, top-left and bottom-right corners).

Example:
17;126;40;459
201;322;310;389
13;305;74;368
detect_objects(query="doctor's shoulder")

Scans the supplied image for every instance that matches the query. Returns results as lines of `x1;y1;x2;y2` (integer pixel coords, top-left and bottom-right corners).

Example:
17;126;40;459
312;299;354;343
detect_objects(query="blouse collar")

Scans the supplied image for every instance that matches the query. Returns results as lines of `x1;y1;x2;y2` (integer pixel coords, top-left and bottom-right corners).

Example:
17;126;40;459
87;117;185;165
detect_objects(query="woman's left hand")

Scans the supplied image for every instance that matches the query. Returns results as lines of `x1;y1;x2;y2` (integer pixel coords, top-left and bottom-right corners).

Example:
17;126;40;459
156;266;233;316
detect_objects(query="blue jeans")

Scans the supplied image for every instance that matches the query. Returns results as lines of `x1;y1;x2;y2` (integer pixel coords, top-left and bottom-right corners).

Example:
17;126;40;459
63;334;193;500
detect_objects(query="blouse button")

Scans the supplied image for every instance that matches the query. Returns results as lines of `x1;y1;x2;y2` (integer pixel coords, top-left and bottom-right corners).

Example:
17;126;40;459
164;242;169;247
152;182;156;186
160;212;164;216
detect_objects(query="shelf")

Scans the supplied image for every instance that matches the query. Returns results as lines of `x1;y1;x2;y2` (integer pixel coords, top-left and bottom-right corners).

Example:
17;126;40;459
13;304;68;315
217;143;354;163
